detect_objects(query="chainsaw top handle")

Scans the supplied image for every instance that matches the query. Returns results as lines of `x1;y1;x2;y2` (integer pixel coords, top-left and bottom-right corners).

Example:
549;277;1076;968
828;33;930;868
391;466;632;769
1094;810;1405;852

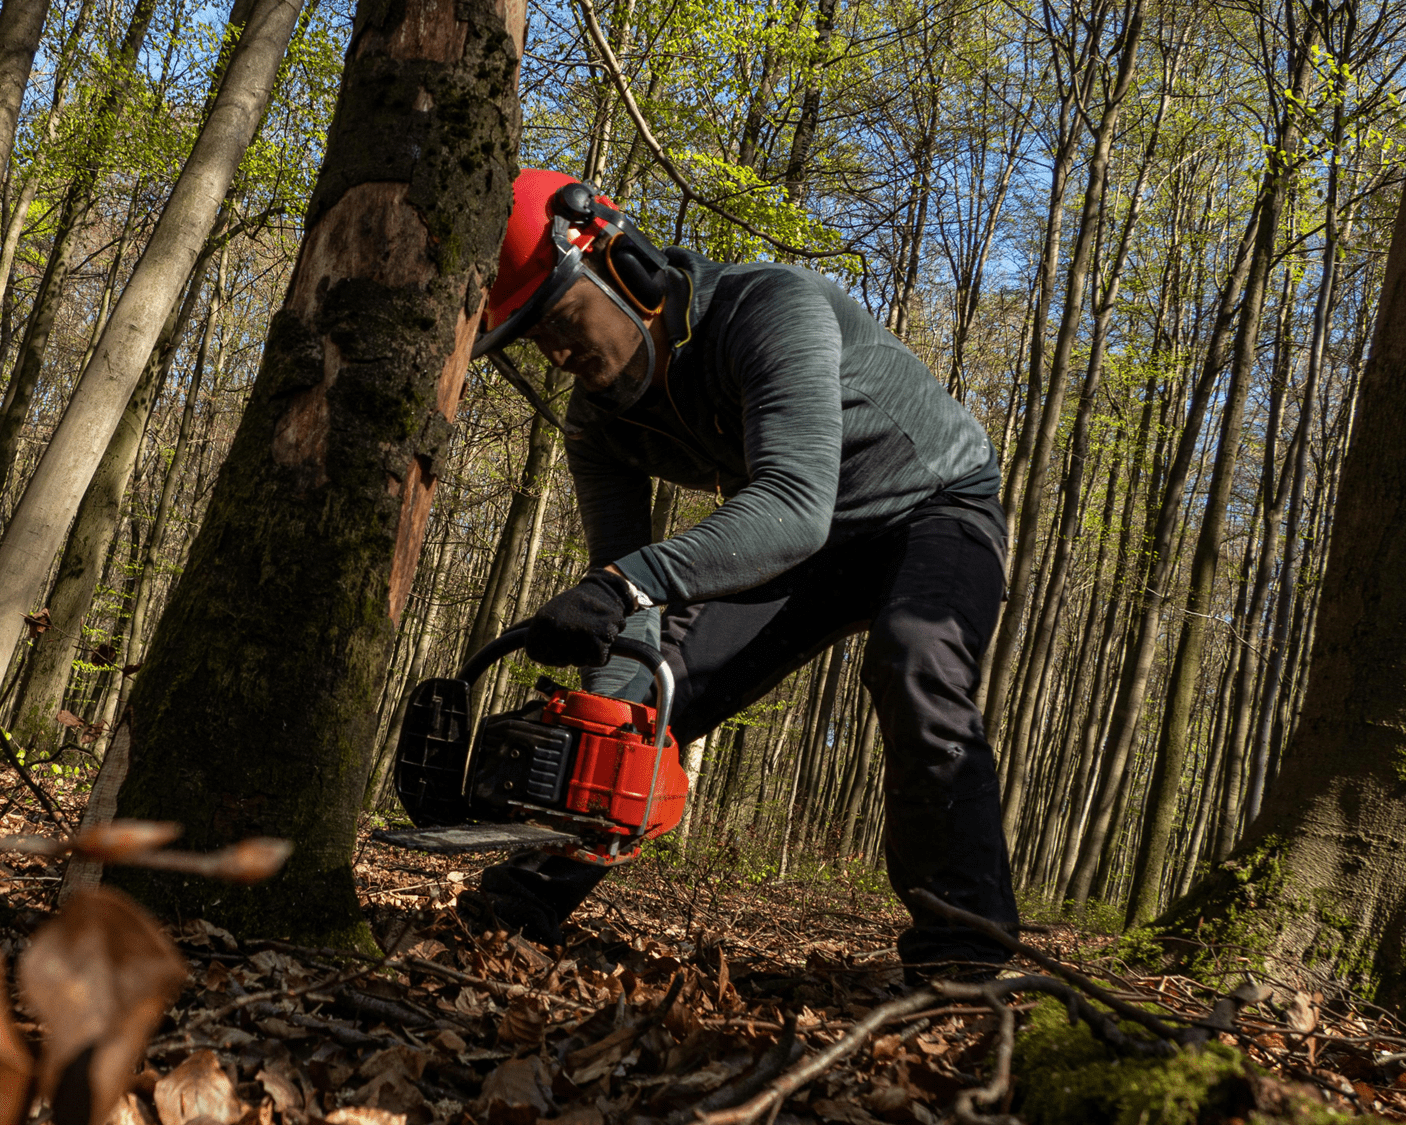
456;625;676;757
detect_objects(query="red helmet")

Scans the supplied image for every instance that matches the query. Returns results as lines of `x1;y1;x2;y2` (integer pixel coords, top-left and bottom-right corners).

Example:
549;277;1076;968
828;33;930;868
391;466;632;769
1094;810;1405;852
474;169;618;357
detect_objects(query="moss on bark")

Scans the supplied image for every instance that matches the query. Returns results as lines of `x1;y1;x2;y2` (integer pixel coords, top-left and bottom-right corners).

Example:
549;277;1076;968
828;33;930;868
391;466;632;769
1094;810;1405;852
1012;999;1381;1125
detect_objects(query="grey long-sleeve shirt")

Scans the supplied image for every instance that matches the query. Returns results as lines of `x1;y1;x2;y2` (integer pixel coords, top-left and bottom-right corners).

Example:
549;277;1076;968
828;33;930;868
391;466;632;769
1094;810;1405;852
566;248;1002;612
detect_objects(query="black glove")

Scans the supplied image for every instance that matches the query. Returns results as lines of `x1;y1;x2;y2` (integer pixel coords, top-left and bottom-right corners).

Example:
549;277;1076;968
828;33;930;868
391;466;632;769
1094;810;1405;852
524;569;634;667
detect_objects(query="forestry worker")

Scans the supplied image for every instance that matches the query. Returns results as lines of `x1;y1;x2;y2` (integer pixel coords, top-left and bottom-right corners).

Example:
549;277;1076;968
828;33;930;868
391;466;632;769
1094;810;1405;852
462;168;1018;985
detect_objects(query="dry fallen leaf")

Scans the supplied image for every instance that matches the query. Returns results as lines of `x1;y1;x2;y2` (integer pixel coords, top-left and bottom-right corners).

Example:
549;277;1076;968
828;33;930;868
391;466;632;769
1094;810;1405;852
152;1050;246;1125
566;1024;638;1085
0;953;33;1125
71;821;182;863
207;838;294;883
107;1093;157;1125
813;1097;886;1125
475;1055;554;1125
324;1109;408;1125
255;1065;302;1115
18;887;186;1125
497;996;547;1052
1287;990;1317;1034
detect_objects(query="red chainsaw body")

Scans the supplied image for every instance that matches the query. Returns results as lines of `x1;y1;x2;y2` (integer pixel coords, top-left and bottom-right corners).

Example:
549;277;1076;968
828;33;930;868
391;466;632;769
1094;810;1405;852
539;688;688;838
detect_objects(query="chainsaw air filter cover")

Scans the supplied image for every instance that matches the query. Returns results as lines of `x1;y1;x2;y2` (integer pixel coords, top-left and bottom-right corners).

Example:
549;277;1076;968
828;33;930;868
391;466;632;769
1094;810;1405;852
394;678;475;827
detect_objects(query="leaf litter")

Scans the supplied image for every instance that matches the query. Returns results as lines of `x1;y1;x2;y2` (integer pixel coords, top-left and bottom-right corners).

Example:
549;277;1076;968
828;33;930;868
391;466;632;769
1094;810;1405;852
0;770;1405;1122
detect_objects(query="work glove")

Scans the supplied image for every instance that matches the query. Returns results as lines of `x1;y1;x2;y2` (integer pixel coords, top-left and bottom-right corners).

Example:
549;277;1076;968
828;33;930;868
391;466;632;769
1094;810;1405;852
525;569;634;667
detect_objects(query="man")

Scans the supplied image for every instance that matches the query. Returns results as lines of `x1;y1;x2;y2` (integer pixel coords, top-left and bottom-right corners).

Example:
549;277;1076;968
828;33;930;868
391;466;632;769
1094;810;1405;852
465;168;1018;983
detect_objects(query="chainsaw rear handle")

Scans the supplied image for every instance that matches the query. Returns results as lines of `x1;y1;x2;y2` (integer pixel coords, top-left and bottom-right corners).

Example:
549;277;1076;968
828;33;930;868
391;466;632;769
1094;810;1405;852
456;624;676;756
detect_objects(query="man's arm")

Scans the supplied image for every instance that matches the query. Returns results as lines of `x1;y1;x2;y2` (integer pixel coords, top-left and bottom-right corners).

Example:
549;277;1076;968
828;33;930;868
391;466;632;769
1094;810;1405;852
566;443;660;698
611;268;845;604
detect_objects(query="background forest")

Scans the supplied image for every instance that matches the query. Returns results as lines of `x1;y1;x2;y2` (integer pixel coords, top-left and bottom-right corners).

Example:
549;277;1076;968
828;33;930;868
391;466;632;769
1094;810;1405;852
1;0;1405;935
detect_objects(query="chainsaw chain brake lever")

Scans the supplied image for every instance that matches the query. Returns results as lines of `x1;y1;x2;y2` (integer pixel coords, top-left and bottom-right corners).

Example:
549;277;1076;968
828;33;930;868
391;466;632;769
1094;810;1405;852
456;625;676;756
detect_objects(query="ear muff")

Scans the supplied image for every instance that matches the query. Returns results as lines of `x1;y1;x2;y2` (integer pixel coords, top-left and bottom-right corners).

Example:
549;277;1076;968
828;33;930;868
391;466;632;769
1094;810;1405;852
603;232;666;316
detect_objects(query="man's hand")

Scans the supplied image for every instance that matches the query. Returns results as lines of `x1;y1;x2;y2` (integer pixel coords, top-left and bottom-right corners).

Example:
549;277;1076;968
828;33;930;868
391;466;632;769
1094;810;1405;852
525;569;635;667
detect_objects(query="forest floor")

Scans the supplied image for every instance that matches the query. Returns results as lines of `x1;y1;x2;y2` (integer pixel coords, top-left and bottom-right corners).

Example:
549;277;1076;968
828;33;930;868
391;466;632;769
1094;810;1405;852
5;779;1406;1124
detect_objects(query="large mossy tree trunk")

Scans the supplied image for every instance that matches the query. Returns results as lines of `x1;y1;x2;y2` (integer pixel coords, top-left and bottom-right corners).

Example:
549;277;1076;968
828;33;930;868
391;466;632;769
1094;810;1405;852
1155;187;1406;1004
110;0;524;947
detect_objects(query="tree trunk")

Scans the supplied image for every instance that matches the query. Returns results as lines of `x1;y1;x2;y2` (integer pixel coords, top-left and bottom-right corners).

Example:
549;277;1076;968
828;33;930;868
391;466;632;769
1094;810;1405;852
0;0;306;674
7;250;215;751
1123;14;1320;926
108;0;524;945
0;0;53;179
1156;185;1406;1003
0;0;164;499
984;0;1144;764
1065;192;1266;907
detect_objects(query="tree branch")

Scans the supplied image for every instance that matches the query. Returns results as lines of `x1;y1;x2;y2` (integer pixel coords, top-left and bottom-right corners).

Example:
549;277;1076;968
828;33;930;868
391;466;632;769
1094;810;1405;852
575;0;853;262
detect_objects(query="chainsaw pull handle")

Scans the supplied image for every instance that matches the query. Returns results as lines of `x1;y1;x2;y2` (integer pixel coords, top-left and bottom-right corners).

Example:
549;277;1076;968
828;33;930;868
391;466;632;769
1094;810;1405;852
456;625;676;753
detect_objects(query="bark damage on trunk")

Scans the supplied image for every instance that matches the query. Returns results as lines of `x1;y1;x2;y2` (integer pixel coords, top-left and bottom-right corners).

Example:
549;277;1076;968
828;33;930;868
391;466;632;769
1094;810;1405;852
111;0;524;946
1154;190;1406;1005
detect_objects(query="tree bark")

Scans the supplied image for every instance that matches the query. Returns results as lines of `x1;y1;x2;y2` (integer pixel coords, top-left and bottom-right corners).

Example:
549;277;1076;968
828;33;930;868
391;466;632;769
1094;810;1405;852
108;0;525;945
0;0;52;179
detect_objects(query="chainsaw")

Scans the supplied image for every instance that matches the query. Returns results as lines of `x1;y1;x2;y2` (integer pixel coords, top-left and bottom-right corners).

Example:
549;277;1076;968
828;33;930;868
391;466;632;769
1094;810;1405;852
372;625;688;867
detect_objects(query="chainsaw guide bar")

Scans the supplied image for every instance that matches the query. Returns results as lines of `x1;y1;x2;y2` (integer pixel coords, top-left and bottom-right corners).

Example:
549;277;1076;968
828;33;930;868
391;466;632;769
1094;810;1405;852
372;823;582;854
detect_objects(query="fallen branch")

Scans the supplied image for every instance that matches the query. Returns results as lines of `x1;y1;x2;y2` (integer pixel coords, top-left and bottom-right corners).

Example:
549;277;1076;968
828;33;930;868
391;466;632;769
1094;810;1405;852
911;888;1195;1047
695;987;940;1125
951;983;1020;1125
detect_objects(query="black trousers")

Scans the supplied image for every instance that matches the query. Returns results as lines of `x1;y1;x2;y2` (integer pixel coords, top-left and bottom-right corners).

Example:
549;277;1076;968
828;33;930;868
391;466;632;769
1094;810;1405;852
482;508;1020;965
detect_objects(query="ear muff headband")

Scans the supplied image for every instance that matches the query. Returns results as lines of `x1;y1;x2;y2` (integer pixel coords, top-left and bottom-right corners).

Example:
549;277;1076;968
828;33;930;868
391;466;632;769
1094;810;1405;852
603;233;666;316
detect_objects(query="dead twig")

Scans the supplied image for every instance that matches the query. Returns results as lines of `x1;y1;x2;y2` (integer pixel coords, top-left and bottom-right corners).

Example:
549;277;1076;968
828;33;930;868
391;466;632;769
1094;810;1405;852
575;0;853;262
951;983;1021;1125
911;888;1195;1047
0;726;71;835
695;987;941;1125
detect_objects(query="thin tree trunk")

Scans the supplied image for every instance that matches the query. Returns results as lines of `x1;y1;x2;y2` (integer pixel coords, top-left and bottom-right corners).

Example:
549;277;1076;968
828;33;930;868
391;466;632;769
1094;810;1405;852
0;0;306;674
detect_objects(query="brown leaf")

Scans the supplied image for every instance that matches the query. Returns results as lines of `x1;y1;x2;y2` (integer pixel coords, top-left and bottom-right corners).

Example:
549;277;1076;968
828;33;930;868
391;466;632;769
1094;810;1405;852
107;1093;157;1125
863;1080;911;1116
203;838;293;884
152;1051;245;1125
475;1056;554;1125
357;1047;427;1084
23;609;51;637
72;821;182;864
178;920;239;953
55;710;84;729
497;996;547;1051
1287;990;1317;1035
255;1065;302;1115
78;721;108;746
18;887;187;1125
566;1024;638;1085
323;1109;408;1125
90;644;118;668
347;1072;425;1116
550;1108;604;1125
0;953;33;1125
813;1098;886;1125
